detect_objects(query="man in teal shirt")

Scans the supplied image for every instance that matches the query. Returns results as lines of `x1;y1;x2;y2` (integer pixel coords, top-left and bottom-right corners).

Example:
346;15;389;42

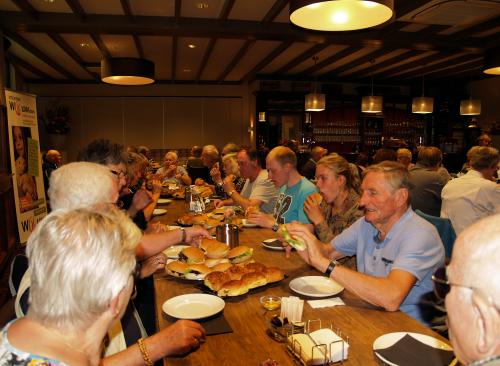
247;146;316;231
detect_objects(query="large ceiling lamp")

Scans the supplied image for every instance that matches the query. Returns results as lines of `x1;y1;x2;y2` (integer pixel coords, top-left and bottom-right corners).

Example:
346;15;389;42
362;74;382;113
290;0;394;31
412;74;433;114
305;57;326;112
101;57;155;85
460;99;481;116
483;47;500;75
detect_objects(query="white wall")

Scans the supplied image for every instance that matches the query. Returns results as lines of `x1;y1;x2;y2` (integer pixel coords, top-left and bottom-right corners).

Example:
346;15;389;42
29;83;252;161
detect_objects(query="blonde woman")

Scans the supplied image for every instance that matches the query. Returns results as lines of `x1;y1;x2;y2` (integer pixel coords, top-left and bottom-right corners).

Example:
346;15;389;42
304;153;363;243
0;207;139;365
212;153;246;194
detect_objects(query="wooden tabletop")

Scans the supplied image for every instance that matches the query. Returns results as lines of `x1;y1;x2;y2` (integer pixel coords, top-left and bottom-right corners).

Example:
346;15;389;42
153;199;450;366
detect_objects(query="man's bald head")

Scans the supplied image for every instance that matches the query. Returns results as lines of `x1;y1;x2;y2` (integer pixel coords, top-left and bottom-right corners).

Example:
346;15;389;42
267;146;297;168
311;146;327;162
451;215;500;302
446;214;500;364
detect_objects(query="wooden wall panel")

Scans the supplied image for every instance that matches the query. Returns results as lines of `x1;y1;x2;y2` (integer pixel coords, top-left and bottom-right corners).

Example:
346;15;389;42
203;98;245;147
80;97;123;146
123;97;164;149
164;98;203;149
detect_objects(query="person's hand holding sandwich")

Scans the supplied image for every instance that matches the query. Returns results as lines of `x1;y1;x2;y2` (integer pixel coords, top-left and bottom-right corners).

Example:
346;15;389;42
280;222;331;273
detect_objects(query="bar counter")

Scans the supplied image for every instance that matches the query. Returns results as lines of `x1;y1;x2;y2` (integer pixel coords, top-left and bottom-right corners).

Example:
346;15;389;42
153;199;450;365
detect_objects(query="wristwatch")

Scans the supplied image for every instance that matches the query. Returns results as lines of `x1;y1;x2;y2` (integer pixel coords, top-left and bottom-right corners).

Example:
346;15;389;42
272;222;279;232
324;259;339;276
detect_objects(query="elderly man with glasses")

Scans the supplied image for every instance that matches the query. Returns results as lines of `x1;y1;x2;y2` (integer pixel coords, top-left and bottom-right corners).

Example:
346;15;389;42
283;161;445;324
432;214;500;366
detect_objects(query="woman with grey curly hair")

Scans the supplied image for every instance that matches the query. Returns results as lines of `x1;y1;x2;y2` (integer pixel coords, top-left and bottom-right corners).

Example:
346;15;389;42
0;207;139;365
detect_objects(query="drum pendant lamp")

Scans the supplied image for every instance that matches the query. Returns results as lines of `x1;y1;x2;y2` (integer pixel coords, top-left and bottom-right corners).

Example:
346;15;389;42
101;57;155;85
412;74;433;114
290;0;394;31
483;47;500;75
305;56;326;112
362;76;382;113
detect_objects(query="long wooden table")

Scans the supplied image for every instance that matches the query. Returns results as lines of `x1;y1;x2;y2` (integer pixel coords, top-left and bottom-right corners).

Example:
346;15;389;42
153;199;450;365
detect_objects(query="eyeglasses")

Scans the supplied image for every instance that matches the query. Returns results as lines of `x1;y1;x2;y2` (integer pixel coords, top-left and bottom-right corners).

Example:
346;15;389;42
110;169;128;179
432;267;499;311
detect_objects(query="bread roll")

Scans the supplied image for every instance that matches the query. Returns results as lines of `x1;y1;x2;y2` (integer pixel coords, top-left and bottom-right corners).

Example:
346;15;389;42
212;262;232;272
227;265;248;280
241;271;267;289
166;261;189;277
179;247;205;264
227;245;253;264
204;271;231;291
217;280;249;297
263;267;285;283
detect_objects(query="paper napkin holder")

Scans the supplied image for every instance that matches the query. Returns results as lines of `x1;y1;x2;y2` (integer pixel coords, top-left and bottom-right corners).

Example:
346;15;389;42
286;319;349;365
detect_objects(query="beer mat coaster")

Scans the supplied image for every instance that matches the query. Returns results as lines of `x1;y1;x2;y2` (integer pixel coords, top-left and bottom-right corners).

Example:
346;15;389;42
375;334;455;366
198;313;233;336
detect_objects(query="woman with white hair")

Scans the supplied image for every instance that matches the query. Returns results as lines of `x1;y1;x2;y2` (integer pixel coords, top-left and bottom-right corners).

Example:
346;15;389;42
0;207;139;365
211;153;246;194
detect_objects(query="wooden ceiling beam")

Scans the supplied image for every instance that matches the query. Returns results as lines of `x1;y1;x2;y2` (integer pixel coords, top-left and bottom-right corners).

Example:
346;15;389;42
243;40;292;82
356;49;423;79
133;35;144;58
196;38;216;81
218;40;255;81
219;0;236;21
300;45;363;75
0;12;486;54
322;47;397;78
4;30;76;80
90;34;110;59
120;0;133;22
387;54;481;80
425;59;484;80
395;0;434;18
449;15;500;38
262;0;288;23
10;0;37;20
64;0;86;22
47;32;98;79
174;0;181;22
373;52;444;78
7;53;53;80
275;43;329;74
171;36;177;82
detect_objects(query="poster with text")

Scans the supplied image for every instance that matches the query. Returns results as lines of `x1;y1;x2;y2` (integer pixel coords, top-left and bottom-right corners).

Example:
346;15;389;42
5;89;47;243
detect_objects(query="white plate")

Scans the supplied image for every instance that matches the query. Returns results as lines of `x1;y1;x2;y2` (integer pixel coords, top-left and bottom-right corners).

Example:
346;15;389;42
157;198;172;205
162;294;225;320
163;245;189;259
153;208;167;216
262;238;284;251
289;276;344;298
242;219;258;228
373;332;453;366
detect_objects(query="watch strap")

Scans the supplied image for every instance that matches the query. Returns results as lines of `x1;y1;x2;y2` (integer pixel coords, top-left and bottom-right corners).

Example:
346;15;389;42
324;259;338;276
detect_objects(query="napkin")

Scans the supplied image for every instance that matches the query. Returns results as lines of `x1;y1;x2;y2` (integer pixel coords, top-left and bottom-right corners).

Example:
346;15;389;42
375;334;455;366
307;298;345;308
288;328;349;365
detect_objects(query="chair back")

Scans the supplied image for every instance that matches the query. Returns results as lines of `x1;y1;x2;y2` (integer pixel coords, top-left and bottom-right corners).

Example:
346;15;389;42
187;166;210;182
415;209;456;258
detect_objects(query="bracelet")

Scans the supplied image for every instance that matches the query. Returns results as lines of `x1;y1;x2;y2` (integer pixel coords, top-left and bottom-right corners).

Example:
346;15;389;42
324;259;338;277
180;228;187;243
137;338;153;366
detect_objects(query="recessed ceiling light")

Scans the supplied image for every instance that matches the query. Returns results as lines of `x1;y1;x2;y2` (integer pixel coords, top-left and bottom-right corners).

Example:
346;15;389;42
196;2;209;9
43;0;55;3
80;43;90;47
188;44;196;49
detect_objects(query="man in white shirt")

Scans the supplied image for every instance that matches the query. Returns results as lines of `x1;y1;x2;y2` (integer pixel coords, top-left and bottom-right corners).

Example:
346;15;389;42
441;147;500;234
215;149;278;213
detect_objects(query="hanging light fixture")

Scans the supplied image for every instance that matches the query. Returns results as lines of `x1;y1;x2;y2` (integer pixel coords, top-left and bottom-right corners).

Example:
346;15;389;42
290;0;394;31
460;99;481;116
305;57;326;112
101;57;155;85
483;47;500;75
258;112;266;122
362;71;383;113
412;73;433;114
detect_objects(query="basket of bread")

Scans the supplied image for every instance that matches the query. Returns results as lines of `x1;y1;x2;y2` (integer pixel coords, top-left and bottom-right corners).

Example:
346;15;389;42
165;238;285;297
